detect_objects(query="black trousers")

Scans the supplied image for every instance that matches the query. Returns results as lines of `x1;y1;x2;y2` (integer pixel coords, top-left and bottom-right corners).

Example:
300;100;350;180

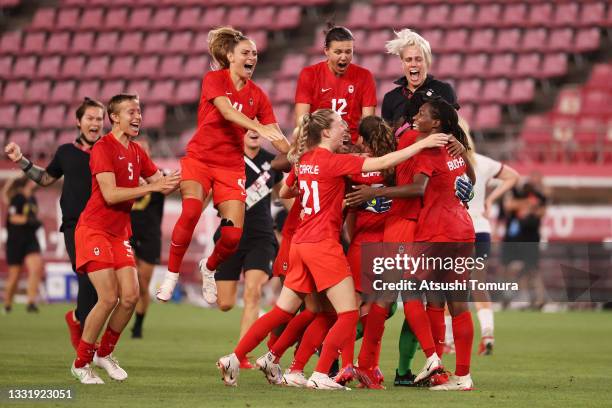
64;225;98;325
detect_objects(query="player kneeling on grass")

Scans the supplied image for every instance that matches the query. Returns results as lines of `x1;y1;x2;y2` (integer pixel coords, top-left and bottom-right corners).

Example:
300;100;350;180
70;94;180;384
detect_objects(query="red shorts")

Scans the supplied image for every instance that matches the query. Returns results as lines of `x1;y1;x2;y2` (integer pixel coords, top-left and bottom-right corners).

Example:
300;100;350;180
75;224;136;273
272;233;293;278
383;215;416;243
180;156;246;206
347;233;384;293
284;238;351;294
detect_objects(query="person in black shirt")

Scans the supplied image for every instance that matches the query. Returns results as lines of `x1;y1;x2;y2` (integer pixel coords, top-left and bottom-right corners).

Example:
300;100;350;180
209;130;283;367
2;176;43;313
129;138;166;339
4;98;104;346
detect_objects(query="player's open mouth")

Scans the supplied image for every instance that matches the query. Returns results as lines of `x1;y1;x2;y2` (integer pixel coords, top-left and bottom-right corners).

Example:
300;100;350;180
87;127;99;136
249;134;259;140
244;64;254;74
409;69;420;82
129;122;140;132
338;62;348;69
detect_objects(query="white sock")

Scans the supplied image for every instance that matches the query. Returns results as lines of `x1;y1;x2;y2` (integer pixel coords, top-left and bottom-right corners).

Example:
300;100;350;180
477;308;494;339
444;315;453;344
164;271;179;282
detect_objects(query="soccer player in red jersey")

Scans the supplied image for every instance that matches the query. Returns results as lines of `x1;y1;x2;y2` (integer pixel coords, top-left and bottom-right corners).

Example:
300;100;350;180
157;27;289;304
217;108;448;389
295;25;377;144
70;94;180;384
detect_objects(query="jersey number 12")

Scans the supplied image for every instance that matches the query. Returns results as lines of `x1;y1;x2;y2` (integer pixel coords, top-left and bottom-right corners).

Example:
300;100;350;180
331;98;347;116
300;180;320;215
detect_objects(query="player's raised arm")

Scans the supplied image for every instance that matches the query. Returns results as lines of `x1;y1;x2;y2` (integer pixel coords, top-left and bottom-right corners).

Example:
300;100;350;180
5;142;58;186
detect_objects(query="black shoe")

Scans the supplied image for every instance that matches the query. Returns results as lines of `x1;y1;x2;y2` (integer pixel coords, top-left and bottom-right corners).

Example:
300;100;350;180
328;358;340;378
3;305;11;314
26;304;39;313
131;325;143;339
393;369;418;387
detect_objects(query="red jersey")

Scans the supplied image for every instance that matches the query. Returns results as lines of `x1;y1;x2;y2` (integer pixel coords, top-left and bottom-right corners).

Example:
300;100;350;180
293;148;365;244
413;148;475;242
389;129;422;220
78;133;158;238
295;61;377;143
281;170;302;238
187;69;277;170
348;170;387;242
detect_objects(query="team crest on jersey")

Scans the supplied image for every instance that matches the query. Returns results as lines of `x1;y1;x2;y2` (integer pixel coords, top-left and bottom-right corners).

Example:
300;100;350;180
348;85;354;94
249;98;254;106
262;162;271;171
282;262;288;271
426;89;433;97
94;247;100;256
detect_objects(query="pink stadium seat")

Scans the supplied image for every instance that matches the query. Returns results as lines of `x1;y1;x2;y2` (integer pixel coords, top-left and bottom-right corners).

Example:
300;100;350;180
586;63;612;92
129;8;153;30
24;80;51;103
579;2;605;27
575;116;603;144
50;81;76;103
31;130;57;158
434;54;462;79
0;106;17;128
383;55;403;79
58;129;77;145
521;28;547;52
247;6;276;30
176;7;201;30
458;104;474;126
487;54;514;78
117;32;143;55
474;105;501;130
11;56;37;79
0;55;12;76
474;3;501;28
183;55;208;79
460;54;488;78
457;79;481;104
192;32;210;54
41;105;67;128
363;30;392;54
133;55;159;79
372;5;398;29
100;80;126;102
174;80;200;104
346;3;373;29
95;32;120;54
495;29;521;52
573;28;601;53
360;54;383;74
159;56;184;79
248;31;268;53
8;131;31;152
552;3;579;28
142;105;166;129
547;28;574;52
84;56;110;79
2;80;26;103
104;8;129;30
201;7;226;29
581;90;609;117
439;29;468;53
515;53;541;77
449;4;476;28
45;32;71;55
420;29;444;51
151;7;176;30
277;54;306;79
167;32;193;54
76;80;101;100
273;103;292;130
60;56;85;79
539;53;567;78
272;79;296;104
507;79;535;104
0;31;22;54
481;79;508;103
226;6;250;29
28;8;56;32
22;32;46;54
109;56;135;79
398;5;424;27
274;6;301;30
16;106;42;128
526;3;552;28
126;80;150;100
501;3;527;28
71;32;95;55
143;32;169;54
257;78;273;96
553;87;581;116
79;8;105;31
57;8;80;30
149;80;175;103
422;4;450;29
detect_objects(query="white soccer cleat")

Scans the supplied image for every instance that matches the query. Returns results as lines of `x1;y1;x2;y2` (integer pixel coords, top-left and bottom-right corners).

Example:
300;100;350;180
156;271;179;302
430;374;474;391
71;362;104;384
217;353;240;386
93;353;128;381
282;369;308;387
307;371;351;390
255;352;283;385
199;259;217;304
414;353;443;384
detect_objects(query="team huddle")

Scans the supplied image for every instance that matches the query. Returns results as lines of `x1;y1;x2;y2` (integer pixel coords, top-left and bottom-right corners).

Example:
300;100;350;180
5;23;519;391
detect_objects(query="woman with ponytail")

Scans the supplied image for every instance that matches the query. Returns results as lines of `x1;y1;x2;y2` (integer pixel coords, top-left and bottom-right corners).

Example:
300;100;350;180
157;26;290;304
217;108;449;390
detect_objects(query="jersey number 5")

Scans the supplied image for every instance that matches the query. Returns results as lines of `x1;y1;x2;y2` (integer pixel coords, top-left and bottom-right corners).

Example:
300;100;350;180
331;98;347;116
299;180;320;215
128;162;134;180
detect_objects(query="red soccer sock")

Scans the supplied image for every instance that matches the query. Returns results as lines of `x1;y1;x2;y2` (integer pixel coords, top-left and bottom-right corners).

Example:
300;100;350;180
403;300;436;357
234;306;294;361
341;313;367;367
267;333;279;350
357;304;387;370
270;309;316;363
168;198;203;273
452;311;474;376
426;306;446;358
96;326;121;358
315;310;360;374
289;312;336;372
74;339;96;368
206;226;242;271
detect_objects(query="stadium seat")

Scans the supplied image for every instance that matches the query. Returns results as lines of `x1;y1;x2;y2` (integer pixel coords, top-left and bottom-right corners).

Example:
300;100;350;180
487;53;514;79
273;103;292;130
469;29;495;53
521;28;548;52
481;79;508;103
360;54;383;74
0;31;22;54
586;63;612;92
45;32;71;55
501;3;527;28
456;79;481;104
449;4;476;28
398;5;424;27
159;56;184;79
83;55;110;79
71;32;95;55
151;7;177;30
277;54;307;79
109;56;135;79
11;56;37;79
142;105;166;129
0;55;12;76
2;80;26;103
41;105;67;128
257;78;273;96
383;55;403;79
22;32;46;55
460;54;488;78
539;53;567;78
271;79;296;103
526;3;553;28
129;7;153;30
75;80;101;101
100;79;126;102
547;28;574;52
363;30;392;54
149;80;175;103
58;129;77;145
119;32;145;55
28;8;56;32
247;6;276;30
474;104;501;130
372;5;398;29
176;7;202;30
94;32;120;54
49;81;76;103
422;4;451;29
554;87;582;115
552;2;579;28
182;55;208;80
143;32;169;54
0;105;17;127
439;29;468;53
8;130;31;152
79;8;105;31
420;29;444;52
346;3;373;29
133;56;159;79
433;54;462;79
24;80;51;104
31;129;57;158
16;105;42;128
167;32;193;55
104;8;129;30
474;3;501;29
174;80;200;104
515;53;541;78
59;56;86;79
274;6;301;30
458;103;474;126
579;2;605;27
495;29;521;52
573;28;601;53
580;90;609;117
507;79;536;104
127;80;150;100
57;8;80;30
201;7;227;29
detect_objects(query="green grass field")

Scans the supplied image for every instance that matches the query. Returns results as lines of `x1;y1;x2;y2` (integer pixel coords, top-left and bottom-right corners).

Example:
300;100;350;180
1;303;611;408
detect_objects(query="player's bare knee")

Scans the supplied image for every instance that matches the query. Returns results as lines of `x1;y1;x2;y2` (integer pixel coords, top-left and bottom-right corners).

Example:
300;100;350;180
120;292;140;309
217;300;235;312
98;295;119;311
243;284;263;306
